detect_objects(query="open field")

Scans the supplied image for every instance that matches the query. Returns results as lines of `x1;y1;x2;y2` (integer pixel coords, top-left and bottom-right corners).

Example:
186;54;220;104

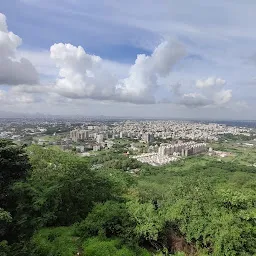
209;141;256;166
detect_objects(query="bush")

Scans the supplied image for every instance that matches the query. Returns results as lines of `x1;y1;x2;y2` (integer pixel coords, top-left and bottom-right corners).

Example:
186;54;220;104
83;237;150;256
77;201;136;242
30;227;78;256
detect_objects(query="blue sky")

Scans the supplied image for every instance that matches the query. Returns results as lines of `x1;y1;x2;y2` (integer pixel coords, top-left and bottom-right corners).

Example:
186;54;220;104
1;0;256;119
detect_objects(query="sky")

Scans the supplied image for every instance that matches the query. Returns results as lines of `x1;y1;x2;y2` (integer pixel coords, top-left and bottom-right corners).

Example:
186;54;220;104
1;0;256;119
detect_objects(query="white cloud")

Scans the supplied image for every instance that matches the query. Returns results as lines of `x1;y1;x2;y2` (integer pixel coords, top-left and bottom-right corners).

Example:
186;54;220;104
196;77;226;89
1;21;232;110
116;40;185;103
0;88;36;104
0;84;74;106
213;89;232;105
13;41;233;109
0;13;39;85
18;50;57;78
10;84;50;94
50;43;118;100
179;93;211;107
0;12;234;109
177;77;232;107
48;40;185;104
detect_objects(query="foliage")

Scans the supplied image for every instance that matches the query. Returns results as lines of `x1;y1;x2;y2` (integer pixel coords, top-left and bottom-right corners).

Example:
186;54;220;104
0;139;31;247
13;146;122;233
1;138;256;256
0;209;12;237
0;240;10;256
136;159;256;255
30;227;78;256
44;127;70;135
0;139;31;209
219;133;255;142
89;151;142;171
127;200;165;241
83;237;151;256
77;201;136;242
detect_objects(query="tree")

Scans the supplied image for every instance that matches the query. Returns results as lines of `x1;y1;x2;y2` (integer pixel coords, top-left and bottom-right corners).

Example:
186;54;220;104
30;227;78;256
77;201;136;242
127;200;165;242
13;146;123;233
83;237;150;256
0;139;31;244
0;139;31;210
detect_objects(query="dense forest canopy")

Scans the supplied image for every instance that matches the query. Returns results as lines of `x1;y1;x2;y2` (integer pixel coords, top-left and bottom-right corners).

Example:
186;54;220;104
0;140;255;255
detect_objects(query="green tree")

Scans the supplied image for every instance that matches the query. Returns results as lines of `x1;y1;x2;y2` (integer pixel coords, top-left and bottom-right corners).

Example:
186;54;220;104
0;139;31;210
13;146;119;232
30;227;78;256
0;139;31;247
127;200;165;242
77;201;136;242
83;237;150;256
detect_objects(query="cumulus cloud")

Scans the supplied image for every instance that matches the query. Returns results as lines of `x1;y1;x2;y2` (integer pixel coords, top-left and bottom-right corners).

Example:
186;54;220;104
170;82;182;96
0;88;36;104
180;93;211;107
48;40;185;104
0;14;230;109
0;84;73;106
196;77;226;89
213;89;232;105
17;50;57;78
50;43;117;100
177;77;232;107
2;27;231;109
0;13;38;85
116;41;186;103
10;84;50;94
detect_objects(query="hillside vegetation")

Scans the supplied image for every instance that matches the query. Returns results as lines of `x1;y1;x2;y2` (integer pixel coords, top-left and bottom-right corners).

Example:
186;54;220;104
0;140;256;255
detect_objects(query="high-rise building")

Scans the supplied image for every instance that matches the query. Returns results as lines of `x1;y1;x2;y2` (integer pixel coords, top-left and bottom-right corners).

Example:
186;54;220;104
142;133;154;143
70;129;89;142
96;134;104;143
70;129;78;142
157;142;207;157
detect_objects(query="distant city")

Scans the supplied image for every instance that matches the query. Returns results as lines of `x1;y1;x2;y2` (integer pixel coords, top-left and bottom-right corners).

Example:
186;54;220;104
1;117;255;166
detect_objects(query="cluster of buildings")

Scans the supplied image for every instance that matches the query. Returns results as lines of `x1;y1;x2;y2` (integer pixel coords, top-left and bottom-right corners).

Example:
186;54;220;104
0;124;47;140
110;120;253;142
0;118;71;142
141;133;154;143
70;130;89;142
69;128;113;152
0;118;255;158
158;142;207;157
132;141;208;166
132;153;179;166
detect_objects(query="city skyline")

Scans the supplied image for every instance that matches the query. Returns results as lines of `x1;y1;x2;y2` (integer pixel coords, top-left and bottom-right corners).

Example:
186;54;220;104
1;1;256;119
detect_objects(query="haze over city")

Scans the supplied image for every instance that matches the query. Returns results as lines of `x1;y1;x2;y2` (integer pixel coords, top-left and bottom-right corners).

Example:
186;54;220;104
1;1;256;119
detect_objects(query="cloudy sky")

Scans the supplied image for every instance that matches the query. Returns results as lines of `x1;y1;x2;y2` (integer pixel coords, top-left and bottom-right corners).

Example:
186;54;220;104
1;0;256;119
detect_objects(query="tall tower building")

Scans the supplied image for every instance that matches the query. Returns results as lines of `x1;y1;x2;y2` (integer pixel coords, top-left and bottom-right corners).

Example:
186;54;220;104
96;134;104;143
143;133;154;144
